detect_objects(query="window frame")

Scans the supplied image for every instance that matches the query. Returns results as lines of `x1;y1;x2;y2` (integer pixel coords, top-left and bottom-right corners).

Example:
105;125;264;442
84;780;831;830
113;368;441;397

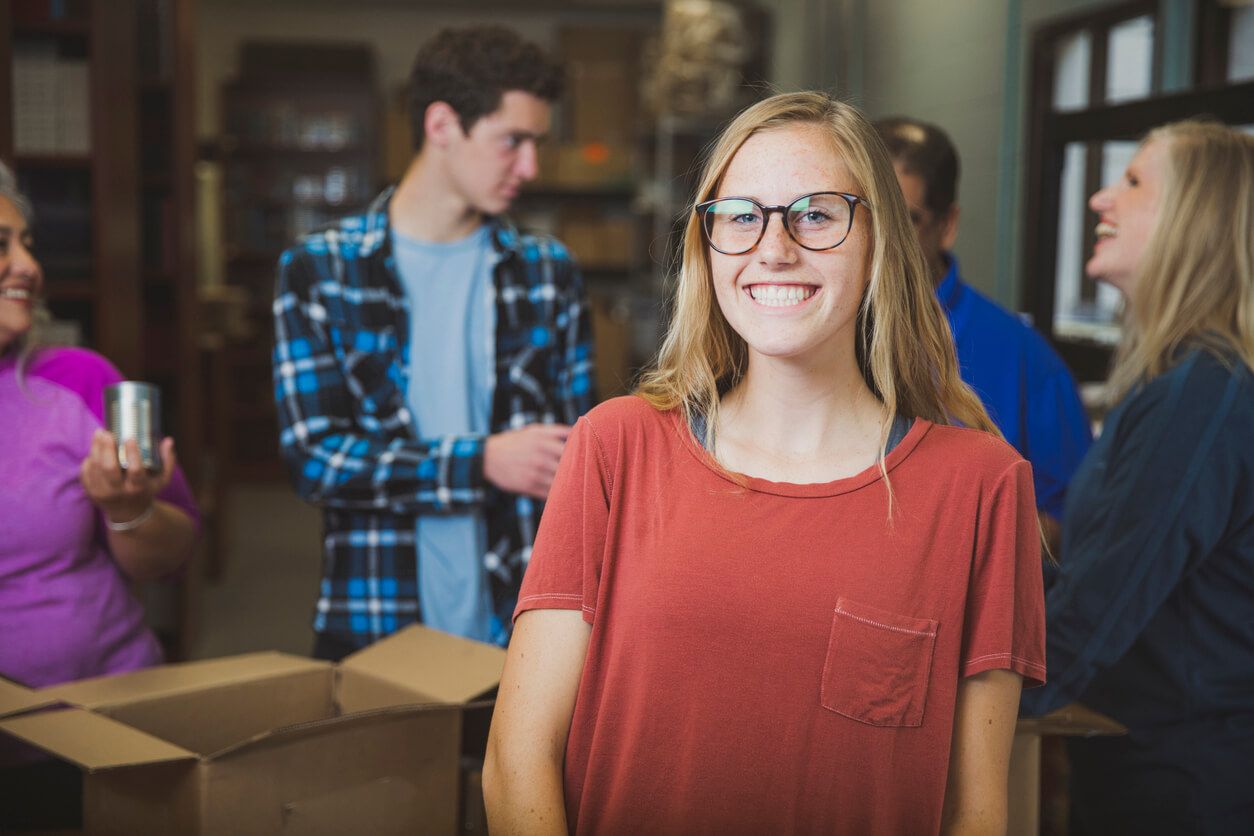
1022;0;1254;381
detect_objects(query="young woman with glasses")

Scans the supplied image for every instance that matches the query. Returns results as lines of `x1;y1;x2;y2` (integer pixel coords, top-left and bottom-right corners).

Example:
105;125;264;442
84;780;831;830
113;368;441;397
484;92;1046;834
1020;122;1254;834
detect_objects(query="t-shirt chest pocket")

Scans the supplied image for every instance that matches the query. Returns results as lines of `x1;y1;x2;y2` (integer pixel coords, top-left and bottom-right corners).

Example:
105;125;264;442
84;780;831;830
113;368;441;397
820;597;938;727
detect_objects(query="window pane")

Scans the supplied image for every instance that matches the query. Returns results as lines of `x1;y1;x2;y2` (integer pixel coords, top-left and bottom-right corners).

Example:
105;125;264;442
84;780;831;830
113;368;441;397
1054;142;1132;345
1093;142;1135;340
1053;30;1092;111
1230;6;1254;83
1106;15;1154;104
1053;143;1088;338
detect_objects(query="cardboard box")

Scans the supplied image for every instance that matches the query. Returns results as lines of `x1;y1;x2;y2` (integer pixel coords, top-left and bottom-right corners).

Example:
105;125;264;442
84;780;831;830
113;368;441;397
1009;703;1126;836
0;625;504;835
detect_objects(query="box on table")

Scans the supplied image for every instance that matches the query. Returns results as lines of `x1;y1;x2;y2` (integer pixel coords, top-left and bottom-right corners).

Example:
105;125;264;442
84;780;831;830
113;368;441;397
0;625;504;835
1009;703;1127;836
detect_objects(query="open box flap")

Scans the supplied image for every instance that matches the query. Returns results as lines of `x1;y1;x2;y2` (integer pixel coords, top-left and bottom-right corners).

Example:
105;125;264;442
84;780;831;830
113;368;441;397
0;677;60;719
205;701;466;761
339;624;505;705
42;652;329;710
1018;702;1128;736
0;706;197;771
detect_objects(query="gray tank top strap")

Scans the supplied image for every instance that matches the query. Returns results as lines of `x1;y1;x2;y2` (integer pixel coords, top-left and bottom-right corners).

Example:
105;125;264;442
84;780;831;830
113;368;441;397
689;411;914;454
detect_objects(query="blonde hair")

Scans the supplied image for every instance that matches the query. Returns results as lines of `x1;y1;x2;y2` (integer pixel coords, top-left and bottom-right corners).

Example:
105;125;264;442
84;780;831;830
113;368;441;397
635;92;996;459
1106;120;1254;402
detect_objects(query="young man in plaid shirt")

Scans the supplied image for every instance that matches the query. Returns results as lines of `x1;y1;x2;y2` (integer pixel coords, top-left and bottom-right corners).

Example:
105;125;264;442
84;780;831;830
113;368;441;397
273;26;595;660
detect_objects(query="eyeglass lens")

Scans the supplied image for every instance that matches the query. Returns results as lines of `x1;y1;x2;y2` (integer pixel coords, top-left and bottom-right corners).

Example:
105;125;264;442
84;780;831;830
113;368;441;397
702;193;854;254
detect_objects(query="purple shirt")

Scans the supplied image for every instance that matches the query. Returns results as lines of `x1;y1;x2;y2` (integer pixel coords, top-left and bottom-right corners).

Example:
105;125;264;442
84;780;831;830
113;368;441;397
0;347;199;688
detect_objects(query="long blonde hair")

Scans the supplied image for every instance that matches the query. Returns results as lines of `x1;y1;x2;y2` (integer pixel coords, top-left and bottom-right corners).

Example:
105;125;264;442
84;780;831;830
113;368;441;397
1106;120;1254;401
635;92;996;457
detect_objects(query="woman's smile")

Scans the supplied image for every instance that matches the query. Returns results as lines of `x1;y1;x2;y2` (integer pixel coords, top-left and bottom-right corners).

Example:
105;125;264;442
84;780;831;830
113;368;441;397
745;282;820;308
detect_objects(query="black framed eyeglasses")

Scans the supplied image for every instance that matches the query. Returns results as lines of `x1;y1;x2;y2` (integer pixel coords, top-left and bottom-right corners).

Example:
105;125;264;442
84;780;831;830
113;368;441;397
695;191;870;255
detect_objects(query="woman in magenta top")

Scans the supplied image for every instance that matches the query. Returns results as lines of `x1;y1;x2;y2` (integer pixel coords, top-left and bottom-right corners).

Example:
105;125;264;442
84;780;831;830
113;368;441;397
0;162;199;692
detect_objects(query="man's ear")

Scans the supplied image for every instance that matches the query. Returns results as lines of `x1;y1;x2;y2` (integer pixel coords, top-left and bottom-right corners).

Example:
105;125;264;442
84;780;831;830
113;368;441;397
423;101;462;148
940;204;960;250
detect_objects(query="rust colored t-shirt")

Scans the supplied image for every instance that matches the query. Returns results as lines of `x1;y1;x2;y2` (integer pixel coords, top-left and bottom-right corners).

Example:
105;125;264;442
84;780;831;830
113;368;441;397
516;396;1046;835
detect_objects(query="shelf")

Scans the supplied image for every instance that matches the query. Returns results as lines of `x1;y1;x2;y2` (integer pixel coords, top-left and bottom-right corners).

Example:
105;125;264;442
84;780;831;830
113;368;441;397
233;196;367;212
229;403;277;422
44;279;95;301
13;153;92;169
227;458;285;484
13;19;89;38
580;265;634;279
522;185;637;201
227;250;282;265
226;143;368;157
144;270;175;284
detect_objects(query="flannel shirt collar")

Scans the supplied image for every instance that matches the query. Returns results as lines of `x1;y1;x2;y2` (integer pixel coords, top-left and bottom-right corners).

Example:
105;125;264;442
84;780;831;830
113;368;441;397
358;186;523;266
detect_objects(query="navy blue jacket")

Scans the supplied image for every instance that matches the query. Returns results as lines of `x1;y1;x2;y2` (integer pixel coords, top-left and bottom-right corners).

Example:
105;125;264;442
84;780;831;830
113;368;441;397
1022;349;1254;833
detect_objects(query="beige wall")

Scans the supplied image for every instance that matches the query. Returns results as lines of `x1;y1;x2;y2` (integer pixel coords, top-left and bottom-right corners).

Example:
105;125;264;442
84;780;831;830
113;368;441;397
196;1;657;140
858;0;1011;301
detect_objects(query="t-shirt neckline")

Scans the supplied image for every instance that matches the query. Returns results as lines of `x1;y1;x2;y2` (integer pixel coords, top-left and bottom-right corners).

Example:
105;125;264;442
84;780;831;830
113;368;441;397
671;409;932;498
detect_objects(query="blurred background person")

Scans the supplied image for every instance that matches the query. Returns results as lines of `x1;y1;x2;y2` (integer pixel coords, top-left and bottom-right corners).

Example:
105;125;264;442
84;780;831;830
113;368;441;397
0;162;199;824
272;26;595;660
1020;121;1254;834
875;117;1091;553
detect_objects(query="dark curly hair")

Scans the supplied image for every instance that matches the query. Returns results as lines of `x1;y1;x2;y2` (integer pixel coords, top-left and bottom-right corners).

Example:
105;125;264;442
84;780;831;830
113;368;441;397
873;116;959;217
407;26;564;151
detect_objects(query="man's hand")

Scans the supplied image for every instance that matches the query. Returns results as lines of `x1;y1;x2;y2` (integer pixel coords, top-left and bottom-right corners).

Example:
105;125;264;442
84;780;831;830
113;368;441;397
484;424;571;499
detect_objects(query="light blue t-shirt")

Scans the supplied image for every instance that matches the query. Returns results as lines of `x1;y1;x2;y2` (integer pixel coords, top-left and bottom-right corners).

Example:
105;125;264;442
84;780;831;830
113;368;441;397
392;224;496;642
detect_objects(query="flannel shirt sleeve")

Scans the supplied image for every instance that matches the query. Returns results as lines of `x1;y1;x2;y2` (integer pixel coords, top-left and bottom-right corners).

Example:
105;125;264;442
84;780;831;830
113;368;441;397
552;246;597;421
272;245;489;513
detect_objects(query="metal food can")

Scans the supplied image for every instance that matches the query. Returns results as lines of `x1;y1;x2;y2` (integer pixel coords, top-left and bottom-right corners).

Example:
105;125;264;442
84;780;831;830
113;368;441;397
104;381;163;472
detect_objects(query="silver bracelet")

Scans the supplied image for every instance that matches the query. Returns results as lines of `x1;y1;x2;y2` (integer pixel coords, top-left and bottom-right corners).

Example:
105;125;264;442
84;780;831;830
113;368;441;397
106;504;155;532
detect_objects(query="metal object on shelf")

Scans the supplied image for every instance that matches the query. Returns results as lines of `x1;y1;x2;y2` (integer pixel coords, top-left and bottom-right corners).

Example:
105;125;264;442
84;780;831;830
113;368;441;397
645;0;751;119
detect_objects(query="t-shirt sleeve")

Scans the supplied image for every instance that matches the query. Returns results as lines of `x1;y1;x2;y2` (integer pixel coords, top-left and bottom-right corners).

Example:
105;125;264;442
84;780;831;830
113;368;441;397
961;457;1047;687
514;414;611;624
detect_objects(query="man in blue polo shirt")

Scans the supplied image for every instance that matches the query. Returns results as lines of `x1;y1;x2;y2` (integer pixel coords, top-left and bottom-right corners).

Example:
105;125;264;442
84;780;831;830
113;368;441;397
876;117;1091;549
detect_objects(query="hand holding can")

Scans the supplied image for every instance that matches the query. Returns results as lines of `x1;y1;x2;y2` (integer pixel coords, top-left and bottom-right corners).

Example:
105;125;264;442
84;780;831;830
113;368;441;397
104;382;163;472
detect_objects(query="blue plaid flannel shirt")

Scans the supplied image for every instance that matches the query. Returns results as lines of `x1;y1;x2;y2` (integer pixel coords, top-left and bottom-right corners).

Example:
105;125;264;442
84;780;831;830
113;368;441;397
273;188;596;648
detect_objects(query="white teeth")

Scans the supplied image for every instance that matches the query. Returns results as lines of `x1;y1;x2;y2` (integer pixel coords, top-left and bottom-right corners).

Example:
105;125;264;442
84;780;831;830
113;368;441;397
748;285;815;306
1095;222;1117;239
0;287;31;301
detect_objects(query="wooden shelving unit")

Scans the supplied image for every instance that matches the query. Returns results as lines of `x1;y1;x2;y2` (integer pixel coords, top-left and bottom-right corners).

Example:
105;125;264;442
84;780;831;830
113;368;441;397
1;0;202;658
214;42;380;482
